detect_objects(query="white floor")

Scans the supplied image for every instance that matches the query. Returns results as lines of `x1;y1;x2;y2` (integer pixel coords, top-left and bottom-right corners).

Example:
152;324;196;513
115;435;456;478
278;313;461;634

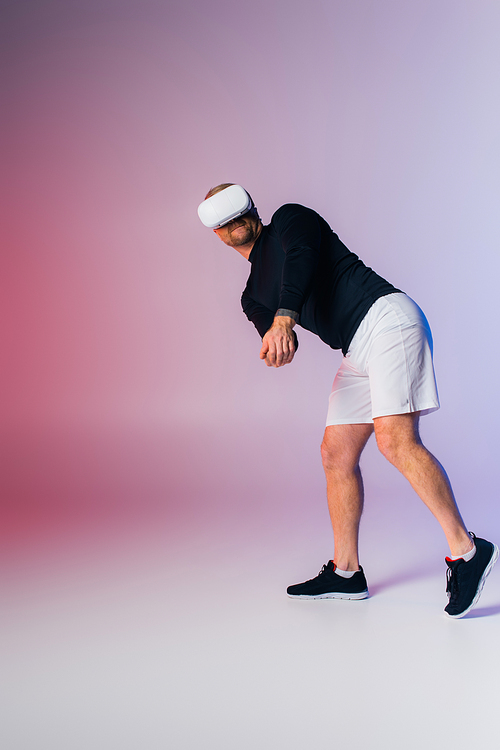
2;509;499;750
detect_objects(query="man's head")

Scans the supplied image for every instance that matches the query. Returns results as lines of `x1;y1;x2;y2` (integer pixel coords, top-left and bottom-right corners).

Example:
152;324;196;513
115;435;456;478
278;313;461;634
199;183;263;252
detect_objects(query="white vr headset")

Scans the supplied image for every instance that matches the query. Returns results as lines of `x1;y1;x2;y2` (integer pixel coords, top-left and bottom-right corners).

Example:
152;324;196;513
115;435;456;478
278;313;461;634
198;184;253;228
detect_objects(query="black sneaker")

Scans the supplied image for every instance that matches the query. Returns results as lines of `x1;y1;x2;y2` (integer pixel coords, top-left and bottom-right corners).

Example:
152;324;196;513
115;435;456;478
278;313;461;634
287;561;369;600
444;534;499;618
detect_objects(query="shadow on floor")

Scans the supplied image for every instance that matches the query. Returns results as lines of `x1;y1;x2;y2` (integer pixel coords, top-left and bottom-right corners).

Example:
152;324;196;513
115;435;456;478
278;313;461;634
461;602;500;619
368;562;439;596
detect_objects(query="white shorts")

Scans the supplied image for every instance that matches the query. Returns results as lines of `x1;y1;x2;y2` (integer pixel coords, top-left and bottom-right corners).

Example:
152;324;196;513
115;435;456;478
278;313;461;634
326;293;440;425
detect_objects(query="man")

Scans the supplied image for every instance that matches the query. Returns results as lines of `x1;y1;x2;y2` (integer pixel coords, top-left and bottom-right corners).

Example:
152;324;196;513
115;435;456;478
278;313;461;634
198;183;498;618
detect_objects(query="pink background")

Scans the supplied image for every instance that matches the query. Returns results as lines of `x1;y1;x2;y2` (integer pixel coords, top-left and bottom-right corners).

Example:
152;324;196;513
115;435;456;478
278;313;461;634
3;0;500;533
2;2;500;746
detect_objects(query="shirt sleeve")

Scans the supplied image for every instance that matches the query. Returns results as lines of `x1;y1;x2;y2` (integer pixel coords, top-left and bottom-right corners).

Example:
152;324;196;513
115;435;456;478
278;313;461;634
241;289;299;351
241;289;275;338
273;204;322;314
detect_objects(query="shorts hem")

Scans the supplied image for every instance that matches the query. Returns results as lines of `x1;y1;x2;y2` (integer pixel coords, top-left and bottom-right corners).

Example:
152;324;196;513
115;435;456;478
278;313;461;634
326;403;440;426
326;418;374;426
372;403;440;420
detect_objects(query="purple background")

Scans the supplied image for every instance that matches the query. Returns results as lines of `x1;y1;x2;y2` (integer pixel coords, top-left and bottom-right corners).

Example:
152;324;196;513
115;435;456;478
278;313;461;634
3;0;500;535
2;2;500;746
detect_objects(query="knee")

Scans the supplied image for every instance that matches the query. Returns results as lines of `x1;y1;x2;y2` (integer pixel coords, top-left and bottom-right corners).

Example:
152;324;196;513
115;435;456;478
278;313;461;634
321;437;355;475
321;425;372;474
375;430;407;467
320;437;336;471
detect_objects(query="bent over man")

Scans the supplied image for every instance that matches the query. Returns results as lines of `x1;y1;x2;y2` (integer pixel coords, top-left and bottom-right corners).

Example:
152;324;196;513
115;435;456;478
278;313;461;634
197;183;498;618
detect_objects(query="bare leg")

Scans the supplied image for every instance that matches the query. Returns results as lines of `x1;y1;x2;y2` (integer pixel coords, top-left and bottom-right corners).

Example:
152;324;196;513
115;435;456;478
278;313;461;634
373;413;472;557
321;423;374;570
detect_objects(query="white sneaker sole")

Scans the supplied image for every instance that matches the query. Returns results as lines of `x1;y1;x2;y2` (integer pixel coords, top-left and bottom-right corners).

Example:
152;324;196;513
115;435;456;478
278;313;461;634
446;543;499;619
287;589;369;600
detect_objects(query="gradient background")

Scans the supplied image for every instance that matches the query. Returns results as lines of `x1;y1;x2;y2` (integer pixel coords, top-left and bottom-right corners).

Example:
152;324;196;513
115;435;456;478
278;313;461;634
2;1;500;748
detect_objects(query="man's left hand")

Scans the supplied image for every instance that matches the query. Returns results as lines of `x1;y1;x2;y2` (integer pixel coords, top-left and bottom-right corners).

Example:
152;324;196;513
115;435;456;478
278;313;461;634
260;317;296;367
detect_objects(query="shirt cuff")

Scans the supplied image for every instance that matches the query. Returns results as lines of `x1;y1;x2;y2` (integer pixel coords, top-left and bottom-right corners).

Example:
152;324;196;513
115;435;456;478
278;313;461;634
275;308;299;322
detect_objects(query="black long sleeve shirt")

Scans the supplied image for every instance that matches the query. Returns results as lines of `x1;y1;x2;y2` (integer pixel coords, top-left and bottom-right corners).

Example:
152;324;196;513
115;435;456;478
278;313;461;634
241;203;400;355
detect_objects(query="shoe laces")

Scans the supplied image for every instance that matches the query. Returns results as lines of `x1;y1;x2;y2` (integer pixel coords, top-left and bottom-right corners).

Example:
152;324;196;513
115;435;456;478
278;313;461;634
317;562;334;578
